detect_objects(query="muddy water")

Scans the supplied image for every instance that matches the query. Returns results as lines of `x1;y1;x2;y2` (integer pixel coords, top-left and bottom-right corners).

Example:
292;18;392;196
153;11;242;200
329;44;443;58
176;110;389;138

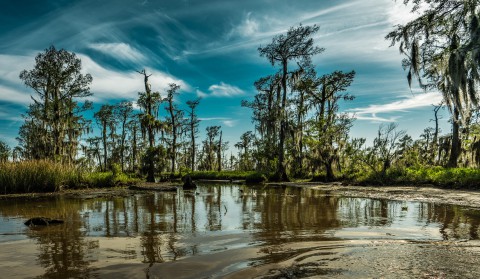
1;185;480;278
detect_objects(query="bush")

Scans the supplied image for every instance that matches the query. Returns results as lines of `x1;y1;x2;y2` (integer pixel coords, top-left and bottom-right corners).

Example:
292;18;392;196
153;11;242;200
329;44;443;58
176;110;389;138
356;166;480;189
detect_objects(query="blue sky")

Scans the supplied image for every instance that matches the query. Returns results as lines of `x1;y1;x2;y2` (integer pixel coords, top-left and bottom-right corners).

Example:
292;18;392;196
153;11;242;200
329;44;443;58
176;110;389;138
0;0;449;150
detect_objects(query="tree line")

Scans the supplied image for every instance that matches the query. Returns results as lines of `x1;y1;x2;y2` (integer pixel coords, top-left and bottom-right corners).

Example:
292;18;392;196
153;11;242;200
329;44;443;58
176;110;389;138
6;46;229;182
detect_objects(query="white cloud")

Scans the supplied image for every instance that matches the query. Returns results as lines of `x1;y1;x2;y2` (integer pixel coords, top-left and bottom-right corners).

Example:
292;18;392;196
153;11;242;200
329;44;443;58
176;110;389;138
0;54;36;105
301;0;361;22
200;82;244;98
387;1;426;26
349;92;443;123
0;85;31;105
230;12;260;38
196;89;208;98
0;53;190;105
222;120;237;127
88;42;146;63
0;54;35;84
78;54;190;102
195;117;237;127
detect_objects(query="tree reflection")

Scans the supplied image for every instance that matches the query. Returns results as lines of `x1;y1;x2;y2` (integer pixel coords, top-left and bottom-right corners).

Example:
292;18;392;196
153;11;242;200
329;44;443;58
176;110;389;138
0;197;98;278
2;185;480;278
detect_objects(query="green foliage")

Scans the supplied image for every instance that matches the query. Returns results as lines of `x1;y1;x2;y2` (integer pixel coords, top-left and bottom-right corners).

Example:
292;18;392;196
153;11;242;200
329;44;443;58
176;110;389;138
18;46;92;163
356;166;480;189
110;163;121;177
403;167;480;189
81;172;116;188
0;140;10;162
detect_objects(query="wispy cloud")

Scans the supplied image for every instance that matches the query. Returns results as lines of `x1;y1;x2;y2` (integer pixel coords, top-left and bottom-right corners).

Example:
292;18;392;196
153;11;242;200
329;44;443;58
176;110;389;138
0;85;31;105
196;117;237;128
222;120;237;127
0;52;190;105
301;0;362;22
229;12;260;38
197;82;244;98
88;42;146;63
79;54;190;102
386;1;427;26
349;92;443;123
198;117;230;121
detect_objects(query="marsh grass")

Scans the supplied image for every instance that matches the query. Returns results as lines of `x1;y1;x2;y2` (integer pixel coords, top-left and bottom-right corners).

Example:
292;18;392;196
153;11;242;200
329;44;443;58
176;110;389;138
0;160;140;194
82;171;138;188
0;160;81;194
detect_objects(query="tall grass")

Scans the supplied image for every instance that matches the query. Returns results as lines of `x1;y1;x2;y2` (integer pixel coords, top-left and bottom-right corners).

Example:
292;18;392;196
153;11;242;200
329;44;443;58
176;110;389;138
0;160;140;194
0;160;81;194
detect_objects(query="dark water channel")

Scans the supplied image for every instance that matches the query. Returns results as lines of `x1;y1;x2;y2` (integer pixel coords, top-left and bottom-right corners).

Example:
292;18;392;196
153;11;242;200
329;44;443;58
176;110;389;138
1;184;480;278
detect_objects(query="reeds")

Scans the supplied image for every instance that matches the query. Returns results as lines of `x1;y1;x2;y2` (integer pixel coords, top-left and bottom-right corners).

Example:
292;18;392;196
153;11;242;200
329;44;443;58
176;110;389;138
0;160;81;194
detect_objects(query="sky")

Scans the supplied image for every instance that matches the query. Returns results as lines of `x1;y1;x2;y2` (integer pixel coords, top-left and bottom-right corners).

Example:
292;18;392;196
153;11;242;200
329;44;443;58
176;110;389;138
0;0;449;151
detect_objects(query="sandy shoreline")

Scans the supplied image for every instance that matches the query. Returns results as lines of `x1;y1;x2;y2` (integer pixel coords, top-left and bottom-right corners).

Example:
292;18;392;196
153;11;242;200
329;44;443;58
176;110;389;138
277;182;480;208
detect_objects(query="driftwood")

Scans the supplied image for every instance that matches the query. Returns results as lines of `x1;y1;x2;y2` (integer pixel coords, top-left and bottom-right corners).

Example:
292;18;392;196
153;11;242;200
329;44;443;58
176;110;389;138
24;217;64;226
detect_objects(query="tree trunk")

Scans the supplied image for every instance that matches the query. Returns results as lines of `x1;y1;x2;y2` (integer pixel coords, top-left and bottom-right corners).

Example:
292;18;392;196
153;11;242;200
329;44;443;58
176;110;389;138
217;131;222;172
325;159;335;182
447;108;461;168
102;121;108;172
191;122;195;171
274;59;289;181
120;120;126;172
132;125;138;173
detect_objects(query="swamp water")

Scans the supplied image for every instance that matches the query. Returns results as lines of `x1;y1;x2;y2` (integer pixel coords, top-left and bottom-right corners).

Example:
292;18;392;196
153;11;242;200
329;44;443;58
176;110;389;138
1;184;480;278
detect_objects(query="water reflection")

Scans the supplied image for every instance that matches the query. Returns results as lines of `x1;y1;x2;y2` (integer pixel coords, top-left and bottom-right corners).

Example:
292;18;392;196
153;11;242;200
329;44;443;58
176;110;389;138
0;185;480;278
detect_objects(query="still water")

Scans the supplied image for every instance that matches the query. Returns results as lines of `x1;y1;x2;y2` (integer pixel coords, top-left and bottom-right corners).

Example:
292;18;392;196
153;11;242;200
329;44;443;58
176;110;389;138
1;184;480;278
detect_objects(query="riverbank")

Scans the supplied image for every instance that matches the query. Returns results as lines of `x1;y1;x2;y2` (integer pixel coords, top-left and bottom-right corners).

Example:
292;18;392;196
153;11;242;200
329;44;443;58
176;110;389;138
269;182;480;208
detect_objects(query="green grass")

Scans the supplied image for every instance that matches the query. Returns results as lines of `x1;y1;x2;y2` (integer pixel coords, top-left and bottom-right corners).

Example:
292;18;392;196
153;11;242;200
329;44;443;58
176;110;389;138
81;171;139;188
0;160;81;194
0;160;140;194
